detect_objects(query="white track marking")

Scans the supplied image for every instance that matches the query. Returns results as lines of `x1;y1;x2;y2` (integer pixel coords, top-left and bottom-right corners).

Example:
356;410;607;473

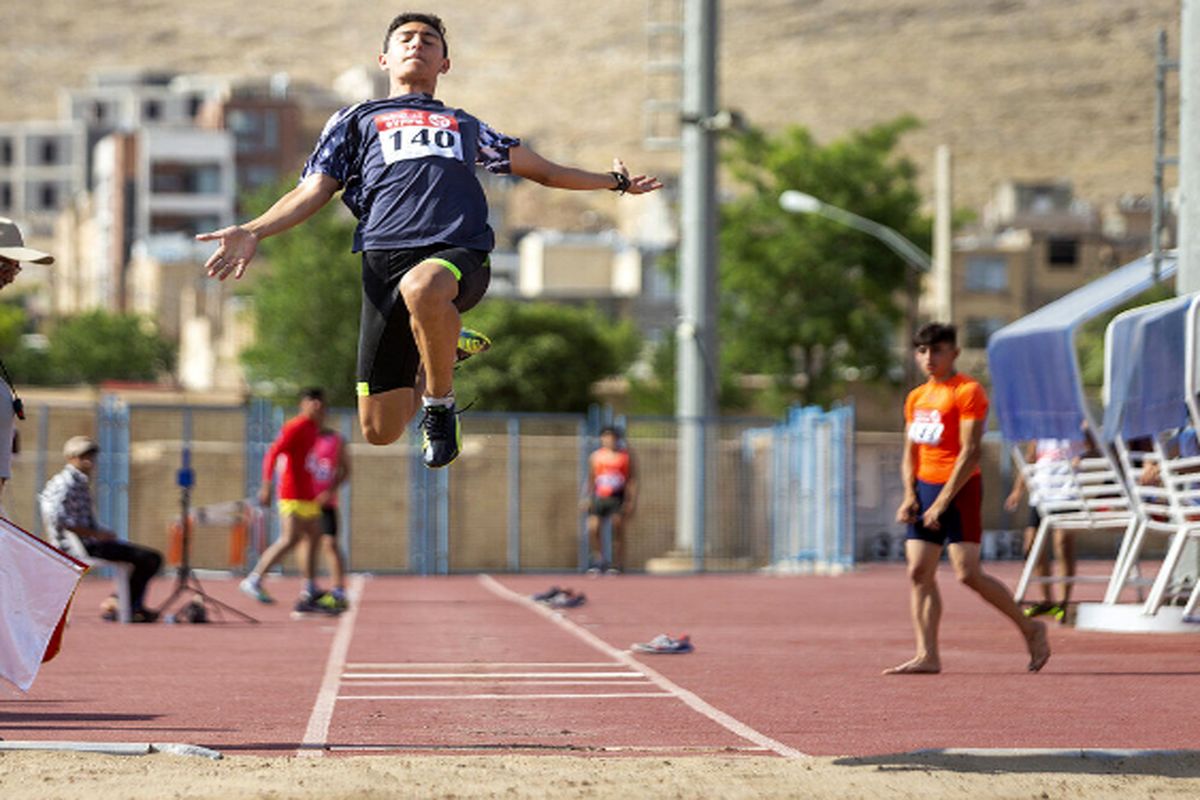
343;671;640;679
340;680;651;687
345;661;618;669
339;692;675;700
297;574;365;758
477;574;808;759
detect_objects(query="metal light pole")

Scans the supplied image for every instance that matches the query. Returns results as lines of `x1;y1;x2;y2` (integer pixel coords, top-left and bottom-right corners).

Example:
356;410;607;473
778;191;932;273
674;0;719;569
779;191;933;384
1180;0;1200;294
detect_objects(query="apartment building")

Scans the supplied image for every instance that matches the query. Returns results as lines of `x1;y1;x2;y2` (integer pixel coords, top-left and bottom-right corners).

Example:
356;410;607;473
0;120;87;238
936;181;1157;375
53;127;235;315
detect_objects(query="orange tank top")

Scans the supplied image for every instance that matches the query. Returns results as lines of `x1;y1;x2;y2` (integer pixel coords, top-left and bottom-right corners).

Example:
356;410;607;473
590;448;631;498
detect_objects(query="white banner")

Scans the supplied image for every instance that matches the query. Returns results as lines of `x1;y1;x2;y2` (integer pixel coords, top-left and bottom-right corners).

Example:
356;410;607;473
0;517;87;691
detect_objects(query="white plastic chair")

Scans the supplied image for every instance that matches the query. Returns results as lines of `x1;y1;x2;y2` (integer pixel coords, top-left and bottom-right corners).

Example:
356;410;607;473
1118;433;1200;615
1012;445;1138;605
39;500;133;624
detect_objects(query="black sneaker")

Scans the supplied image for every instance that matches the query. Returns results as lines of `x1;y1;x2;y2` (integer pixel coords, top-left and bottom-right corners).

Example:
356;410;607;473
292;593;339;617
420;403;461;468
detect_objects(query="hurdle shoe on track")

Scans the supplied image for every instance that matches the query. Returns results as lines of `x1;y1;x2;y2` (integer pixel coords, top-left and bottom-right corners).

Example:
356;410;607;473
631;633;693;654
239;576;274;604
420;403;461;468
456;328;492;364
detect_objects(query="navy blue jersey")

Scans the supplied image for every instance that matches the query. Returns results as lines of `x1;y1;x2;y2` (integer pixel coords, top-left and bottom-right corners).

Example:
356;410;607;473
301;93;519;252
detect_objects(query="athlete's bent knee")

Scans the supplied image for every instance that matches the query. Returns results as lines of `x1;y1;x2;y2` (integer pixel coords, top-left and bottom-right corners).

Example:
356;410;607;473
360;418;403;446
400;265;452;307
955;568;982;588
907;565;936;586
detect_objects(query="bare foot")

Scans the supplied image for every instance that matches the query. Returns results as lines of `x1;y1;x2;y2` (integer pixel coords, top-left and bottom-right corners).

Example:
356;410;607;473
1026;620;1050;672
882;657;941;675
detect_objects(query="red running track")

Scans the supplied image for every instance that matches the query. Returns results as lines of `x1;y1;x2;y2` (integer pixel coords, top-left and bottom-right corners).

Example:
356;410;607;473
4;564;1200;757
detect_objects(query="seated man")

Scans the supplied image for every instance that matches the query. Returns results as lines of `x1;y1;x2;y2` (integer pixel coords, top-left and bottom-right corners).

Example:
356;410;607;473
40;436;163;623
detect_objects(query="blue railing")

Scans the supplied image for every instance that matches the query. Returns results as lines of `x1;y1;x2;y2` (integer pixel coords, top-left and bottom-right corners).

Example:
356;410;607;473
23;397;856;575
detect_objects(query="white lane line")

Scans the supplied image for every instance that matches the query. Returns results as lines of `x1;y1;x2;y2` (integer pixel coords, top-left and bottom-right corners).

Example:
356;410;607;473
478;574;808;760
345;662;619;669
339;692;675;701
297;574;366;758
342;671;641;679
339;680;652;687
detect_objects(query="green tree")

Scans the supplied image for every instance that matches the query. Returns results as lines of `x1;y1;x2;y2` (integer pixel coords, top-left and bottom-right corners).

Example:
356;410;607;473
45;310;174;384
0;301;28;352
718;116;930;411
626;331;747;415
457;300;640;413
1075;281;1174;390
238;185;361;406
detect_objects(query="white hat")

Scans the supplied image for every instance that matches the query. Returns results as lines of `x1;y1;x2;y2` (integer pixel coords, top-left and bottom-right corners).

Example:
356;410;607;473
63;435;99;459
0;217;54;265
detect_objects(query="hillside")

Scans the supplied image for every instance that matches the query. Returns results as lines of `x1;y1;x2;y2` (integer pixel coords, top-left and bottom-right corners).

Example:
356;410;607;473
0;0;1182;217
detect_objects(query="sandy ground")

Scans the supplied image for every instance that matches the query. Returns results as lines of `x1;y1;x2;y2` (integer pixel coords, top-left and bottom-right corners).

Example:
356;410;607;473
3;751;1200;799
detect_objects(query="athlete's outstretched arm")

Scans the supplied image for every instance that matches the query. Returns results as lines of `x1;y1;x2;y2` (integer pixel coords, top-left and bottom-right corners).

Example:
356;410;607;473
195;173;341;280
509;147;663;195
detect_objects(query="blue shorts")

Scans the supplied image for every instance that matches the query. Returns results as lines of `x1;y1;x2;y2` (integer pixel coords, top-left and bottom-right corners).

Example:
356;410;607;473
907;473;983;546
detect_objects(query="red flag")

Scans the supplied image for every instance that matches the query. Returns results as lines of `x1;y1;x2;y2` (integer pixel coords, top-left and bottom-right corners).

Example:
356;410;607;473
0;517;87;691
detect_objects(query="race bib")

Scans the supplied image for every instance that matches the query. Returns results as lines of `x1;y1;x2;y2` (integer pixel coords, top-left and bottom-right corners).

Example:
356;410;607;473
595;473;626;498
908;409;944;445
306;452;334;483
375;110;463;164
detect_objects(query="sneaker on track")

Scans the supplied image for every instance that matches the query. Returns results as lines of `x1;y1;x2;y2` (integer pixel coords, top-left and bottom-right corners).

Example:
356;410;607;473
421;403;461;468
292;593;338;616
532;586;564;602
239;577;274;604
456;328;492;363
1023;602;1055;618
631;633;693;654
547;590;586;608
315;592;348;613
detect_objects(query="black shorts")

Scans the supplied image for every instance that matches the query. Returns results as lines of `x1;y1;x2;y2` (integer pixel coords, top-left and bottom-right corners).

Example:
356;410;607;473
357;245;491;396
589;495;626;518
320;506;338;537
906;474;983;546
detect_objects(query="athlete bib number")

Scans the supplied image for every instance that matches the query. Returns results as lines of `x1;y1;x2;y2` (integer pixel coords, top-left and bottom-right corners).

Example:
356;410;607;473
908;410;944;445
375;110;463;164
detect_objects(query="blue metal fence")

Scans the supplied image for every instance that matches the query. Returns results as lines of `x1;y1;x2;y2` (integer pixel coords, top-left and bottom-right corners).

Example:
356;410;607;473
767;404;856;571
20;397;856;575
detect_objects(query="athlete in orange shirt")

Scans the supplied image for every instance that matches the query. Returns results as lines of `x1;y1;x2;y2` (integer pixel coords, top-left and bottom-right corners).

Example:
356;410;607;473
887;323;1050;675
581;426;637;574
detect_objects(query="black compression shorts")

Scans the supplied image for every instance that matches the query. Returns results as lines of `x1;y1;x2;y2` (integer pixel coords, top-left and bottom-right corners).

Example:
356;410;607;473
356;245;490;396
320;506;338;538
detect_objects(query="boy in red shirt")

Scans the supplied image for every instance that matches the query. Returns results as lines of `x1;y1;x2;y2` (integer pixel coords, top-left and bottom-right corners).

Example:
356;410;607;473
887;323;1050;674
240;388;327;611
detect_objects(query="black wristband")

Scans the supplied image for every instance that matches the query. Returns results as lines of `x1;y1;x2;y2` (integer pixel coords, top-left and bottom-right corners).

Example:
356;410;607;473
608;171;631;194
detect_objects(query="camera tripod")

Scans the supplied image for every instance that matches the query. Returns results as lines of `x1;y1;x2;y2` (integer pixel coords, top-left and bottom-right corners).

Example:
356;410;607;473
154;449;258;624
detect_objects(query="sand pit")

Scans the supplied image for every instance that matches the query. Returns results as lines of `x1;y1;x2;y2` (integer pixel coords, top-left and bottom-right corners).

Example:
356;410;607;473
4;750;1200;799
